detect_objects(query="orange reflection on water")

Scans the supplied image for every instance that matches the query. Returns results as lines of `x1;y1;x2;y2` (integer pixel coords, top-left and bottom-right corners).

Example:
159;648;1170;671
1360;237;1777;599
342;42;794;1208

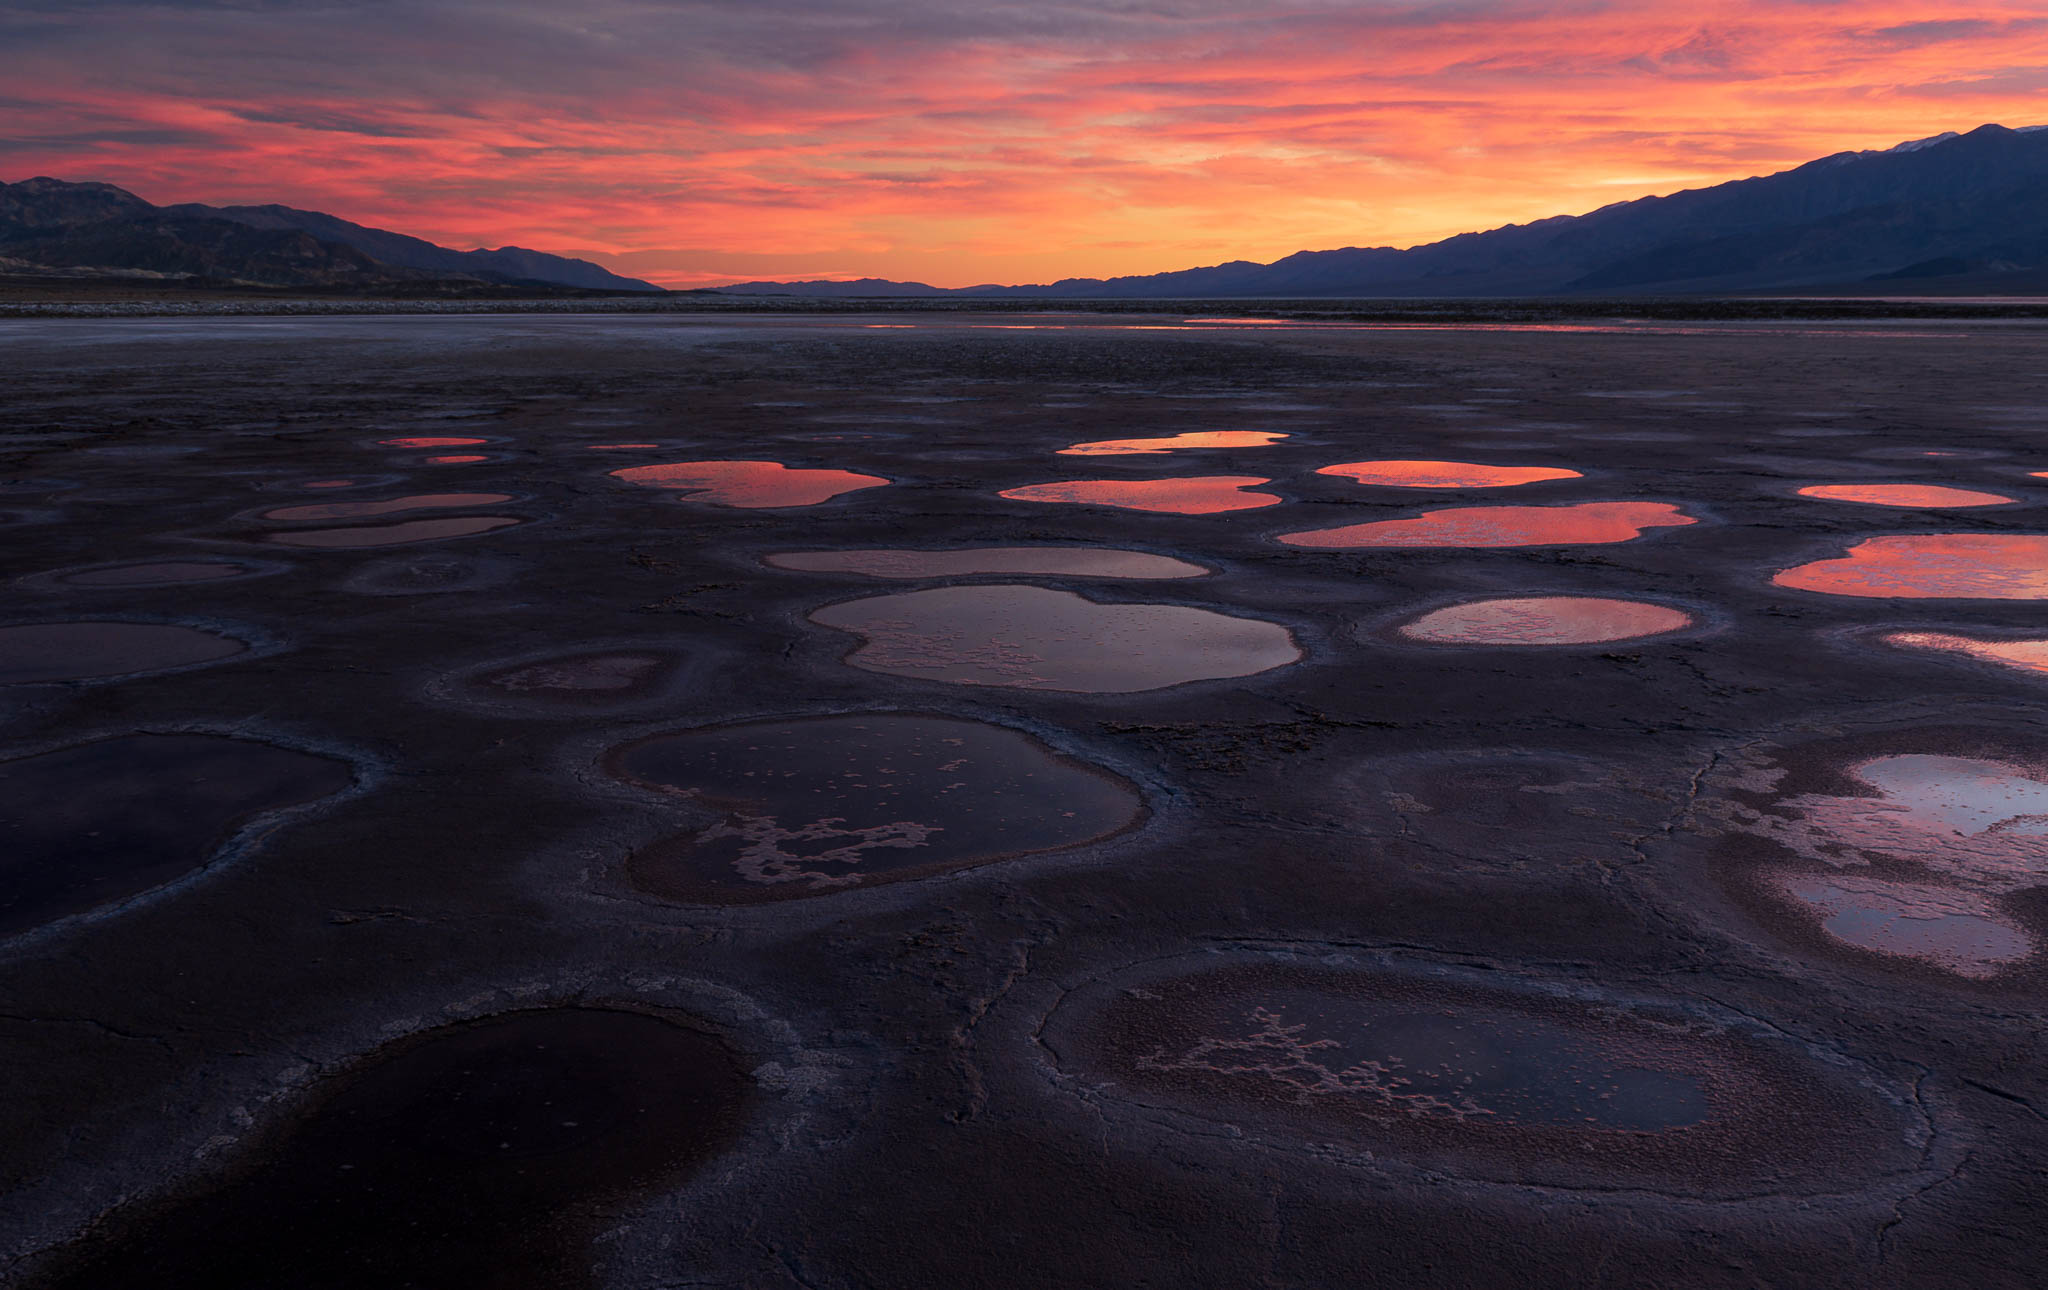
377;436;488;448
1057;431;1288;456
1795;484;2015;509
1882;631;2048;676
610;460;889;508
1320;460;1581;489
426;454;489;464
1001;476;1280;514
1277;501;1695;548
1399;597;1693;645
1774;536;2048;599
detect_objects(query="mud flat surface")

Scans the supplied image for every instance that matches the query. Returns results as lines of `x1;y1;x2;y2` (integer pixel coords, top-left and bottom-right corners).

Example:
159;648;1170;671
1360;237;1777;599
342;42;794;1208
3;311;2048;1287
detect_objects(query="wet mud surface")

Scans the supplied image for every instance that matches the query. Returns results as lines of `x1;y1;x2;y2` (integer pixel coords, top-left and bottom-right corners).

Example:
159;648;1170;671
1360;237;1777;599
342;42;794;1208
0;621;250;684
610;713;1142;902
0;732;354;937
35;1007;748;1290
3;311;2048;1287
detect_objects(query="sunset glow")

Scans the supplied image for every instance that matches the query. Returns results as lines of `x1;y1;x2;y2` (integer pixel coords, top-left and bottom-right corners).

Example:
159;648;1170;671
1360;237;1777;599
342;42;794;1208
5;2;2047;286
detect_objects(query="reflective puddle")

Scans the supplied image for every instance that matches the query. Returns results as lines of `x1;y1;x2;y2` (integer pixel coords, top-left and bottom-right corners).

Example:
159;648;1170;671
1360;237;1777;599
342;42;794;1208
610;714;1142;902
0;622;248;684
1000;476;1280;514
1278;501;1696;548
1795;484;2015;508
1705;737;2048;978
1057;431;1289;456
609;460;888;508
0;733;351;935
265;516;523;548
301;479;357;490
766;548;1207;580
46;1008;747;1290
590;443;660;451
1040;954;1910;1189
57;561;253;588
424;454;488;464
1820;754;2048;853
1774;535;2048;598
1883;631;2048;677
1318;460;1581;489
1398;597;1694;645
261;493;514;522
1774;874;2031;979
810;585;1301;692
376;436;488;448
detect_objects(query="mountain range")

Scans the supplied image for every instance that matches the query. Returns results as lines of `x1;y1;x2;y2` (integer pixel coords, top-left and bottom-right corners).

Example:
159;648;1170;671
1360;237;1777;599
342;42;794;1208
0;178;659;292
718;123;2048;298
8;124;2046;298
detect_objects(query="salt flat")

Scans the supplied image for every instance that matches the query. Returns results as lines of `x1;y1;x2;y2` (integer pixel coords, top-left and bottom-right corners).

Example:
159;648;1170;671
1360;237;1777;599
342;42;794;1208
4;310;2048;1289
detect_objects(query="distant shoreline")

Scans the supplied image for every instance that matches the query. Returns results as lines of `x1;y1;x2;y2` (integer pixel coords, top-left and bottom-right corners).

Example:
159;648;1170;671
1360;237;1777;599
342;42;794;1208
5;284;2048;322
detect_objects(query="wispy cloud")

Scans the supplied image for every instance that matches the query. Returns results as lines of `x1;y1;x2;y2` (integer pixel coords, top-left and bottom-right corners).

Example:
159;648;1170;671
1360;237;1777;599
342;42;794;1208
4;0;2046;285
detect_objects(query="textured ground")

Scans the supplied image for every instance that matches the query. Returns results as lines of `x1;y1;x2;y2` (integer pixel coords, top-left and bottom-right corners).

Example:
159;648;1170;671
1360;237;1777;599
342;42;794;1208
2;312;2047;1288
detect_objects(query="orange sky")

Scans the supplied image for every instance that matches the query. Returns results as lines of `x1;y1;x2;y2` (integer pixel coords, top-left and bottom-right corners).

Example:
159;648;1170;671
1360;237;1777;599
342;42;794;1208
5;1;2047;287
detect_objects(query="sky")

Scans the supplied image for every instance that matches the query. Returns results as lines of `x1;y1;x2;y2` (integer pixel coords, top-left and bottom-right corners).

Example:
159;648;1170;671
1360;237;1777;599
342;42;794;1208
5;1;2048;288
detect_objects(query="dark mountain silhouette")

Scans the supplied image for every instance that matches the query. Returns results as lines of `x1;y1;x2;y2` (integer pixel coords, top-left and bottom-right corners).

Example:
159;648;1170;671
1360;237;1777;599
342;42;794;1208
719;124;2048;298
160;200;659;292
0;178;659;291
0;178;405;286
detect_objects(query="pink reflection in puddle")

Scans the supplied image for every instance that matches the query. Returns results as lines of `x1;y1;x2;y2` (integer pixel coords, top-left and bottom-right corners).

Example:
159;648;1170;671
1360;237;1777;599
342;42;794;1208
810;584;1300;692
1774;535;2048;598
376;436;488;448
1882;631;2048;677
1319;460;1582;489
610;460;888;508
302;480;356;490
425;454;489;464
1731;750;2048;977
1759;753;2048;887
1399;597;1693;645
1057;432;1288;457
1001;476;1279;514
766;548;1207;579
591;443;660;451
1795;484;2015;509
265;516;523;548
1278;501;1696;548
262;493;512;522
1775;874;2032;978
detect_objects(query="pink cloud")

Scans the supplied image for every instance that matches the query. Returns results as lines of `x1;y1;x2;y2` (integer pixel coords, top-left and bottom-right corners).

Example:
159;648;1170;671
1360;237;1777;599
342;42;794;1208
3;1;2045;286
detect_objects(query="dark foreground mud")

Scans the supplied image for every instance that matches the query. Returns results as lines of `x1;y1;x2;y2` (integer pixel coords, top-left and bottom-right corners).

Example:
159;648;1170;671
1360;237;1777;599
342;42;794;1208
3;311;2047;1287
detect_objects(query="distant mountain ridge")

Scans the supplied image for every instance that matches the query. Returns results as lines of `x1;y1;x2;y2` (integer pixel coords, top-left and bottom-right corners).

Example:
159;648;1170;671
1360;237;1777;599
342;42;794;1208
0;178;660;291
159;200;659;292
718;124;2048;298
